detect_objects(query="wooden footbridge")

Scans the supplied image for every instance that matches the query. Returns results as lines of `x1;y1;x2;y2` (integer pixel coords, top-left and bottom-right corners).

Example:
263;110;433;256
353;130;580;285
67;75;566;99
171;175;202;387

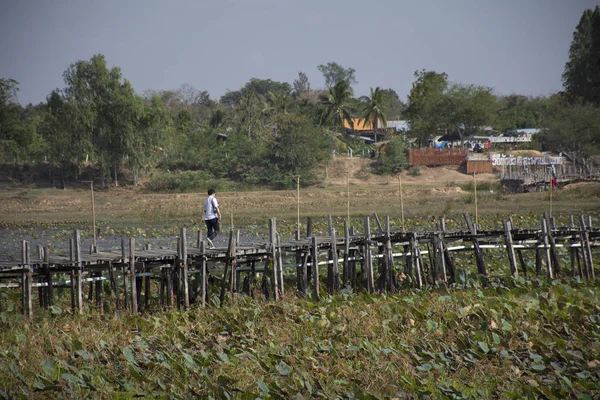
0;212;598;317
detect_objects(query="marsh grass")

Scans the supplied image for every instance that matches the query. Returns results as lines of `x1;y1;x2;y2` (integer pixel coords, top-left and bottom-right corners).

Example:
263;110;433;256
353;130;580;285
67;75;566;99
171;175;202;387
0;277;599;398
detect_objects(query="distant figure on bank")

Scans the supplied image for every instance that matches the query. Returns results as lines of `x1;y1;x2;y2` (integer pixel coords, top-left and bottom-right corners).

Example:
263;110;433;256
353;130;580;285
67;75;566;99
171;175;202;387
203;188;221;248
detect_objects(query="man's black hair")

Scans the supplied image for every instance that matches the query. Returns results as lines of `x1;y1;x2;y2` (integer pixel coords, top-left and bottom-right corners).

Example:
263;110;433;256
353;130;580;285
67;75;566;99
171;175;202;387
208;188;215;196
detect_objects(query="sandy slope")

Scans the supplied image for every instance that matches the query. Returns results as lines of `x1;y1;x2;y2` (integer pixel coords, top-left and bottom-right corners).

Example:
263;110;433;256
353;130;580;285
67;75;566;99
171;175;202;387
323;157;497;188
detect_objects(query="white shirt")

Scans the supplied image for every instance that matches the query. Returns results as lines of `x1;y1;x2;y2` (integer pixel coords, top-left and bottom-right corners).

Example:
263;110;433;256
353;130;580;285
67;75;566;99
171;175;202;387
203;195;219;220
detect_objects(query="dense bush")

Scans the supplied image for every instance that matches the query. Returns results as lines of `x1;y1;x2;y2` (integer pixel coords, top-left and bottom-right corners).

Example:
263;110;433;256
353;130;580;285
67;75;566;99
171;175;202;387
145;170;237;192
373;137;408;175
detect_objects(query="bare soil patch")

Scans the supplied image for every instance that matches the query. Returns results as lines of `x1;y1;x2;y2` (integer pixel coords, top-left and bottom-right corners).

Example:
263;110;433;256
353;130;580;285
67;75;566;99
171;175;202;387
324;157;497;187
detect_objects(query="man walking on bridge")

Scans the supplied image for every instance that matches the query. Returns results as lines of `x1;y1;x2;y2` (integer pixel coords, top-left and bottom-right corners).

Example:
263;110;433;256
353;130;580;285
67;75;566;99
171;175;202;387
203;188;221;248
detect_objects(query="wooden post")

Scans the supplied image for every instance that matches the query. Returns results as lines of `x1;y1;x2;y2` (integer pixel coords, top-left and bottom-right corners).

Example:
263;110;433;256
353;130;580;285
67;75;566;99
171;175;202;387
44;245;53;307
503;220;518;277
306;217;312;239
384;216;397;292
373;214;383;234
197;229;203;248
21;241;32;317
277;234;284;296
439;218;455;284
364;216;374;293
329;227;339;293
311;236;319;300
90;182;97;253
544;212;561;276
473;172;478;226
129;238;138;313
540;218;553;279
343;219;350;287
296;250;303;293
463;212;487;276
180;228;190;309
295;176;300;240
436;235;447;283
346;172;350;225
398;173;405;231
268;218;279;300
579;215;594;279
200;241;207;306
219;230;235;306
121;237;129;309
36;244;45;308
516;249;528;277
108;260;119;310
410;234;423;288
74;230;83;314
231;231;238;293
300;252;309;295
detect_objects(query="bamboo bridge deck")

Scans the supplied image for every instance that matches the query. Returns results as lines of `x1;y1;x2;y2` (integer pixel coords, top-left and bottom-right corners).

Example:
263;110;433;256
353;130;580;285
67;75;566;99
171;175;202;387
1;212;598;317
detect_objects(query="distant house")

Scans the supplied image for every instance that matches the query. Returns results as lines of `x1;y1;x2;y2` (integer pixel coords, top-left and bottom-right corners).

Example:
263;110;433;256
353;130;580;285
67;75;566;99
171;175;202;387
386;120;410;132
506;128;541;136
343;118;389;143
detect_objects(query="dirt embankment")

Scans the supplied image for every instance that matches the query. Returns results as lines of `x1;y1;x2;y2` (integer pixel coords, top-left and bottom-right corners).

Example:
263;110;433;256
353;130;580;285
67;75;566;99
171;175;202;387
323;157;497;188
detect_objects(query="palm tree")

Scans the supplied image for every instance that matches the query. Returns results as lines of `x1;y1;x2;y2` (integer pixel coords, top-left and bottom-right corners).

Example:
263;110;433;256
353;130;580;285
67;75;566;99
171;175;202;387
319;80;354;131
263;90;291;116
360;87;388;130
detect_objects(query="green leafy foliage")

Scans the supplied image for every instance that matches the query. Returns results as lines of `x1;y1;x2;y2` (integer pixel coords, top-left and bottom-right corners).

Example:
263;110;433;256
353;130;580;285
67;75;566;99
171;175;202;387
1;278;599;398
373;137;408;175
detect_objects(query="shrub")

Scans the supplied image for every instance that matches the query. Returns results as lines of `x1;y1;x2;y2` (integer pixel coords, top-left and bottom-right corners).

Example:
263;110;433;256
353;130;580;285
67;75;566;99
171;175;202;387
373;137;408;175
145;170;237;192
408;166;421;176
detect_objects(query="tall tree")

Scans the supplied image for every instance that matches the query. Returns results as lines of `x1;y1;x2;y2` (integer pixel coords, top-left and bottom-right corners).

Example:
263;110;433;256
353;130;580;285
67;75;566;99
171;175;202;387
264;90;291;117
380;89;405;120
0;79;44;163
235;90;265;138
404;70;449;147
359;87;388;130
317;62;357;89
62;54;146;186
292;72;311;96
40;90;91;188
319;80;355;131
541;94;600;157
562;6;600;105
221;78;291;106
446;83;496;142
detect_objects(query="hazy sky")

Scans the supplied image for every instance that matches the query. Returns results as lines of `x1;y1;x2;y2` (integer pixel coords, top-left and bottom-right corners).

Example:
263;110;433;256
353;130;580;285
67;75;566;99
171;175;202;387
1;0;596;105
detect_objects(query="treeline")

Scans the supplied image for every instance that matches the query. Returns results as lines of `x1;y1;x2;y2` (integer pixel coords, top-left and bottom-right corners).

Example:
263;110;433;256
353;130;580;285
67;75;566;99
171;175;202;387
1;7;599;189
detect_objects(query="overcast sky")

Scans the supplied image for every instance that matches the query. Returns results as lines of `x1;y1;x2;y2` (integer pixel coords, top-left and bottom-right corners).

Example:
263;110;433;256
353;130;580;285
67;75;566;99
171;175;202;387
1;0;596;105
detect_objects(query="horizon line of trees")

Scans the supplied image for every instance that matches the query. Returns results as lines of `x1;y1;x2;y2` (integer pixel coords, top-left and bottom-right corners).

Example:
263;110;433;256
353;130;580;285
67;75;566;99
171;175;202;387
1;6;599;189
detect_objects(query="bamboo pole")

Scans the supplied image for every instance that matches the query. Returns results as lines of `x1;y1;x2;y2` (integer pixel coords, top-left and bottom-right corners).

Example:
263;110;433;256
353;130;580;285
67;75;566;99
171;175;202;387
346;171;350;224
90;182;97;252
295;175;300;240
398;173;405;231
473;172;478;226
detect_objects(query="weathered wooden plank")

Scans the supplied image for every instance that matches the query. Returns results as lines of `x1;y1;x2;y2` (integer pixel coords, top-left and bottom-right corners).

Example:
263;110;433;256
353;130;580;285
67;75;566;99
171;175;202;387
181;228;189;309
311;236;319;300
343;219;350;287
129;238;138;313
503;220;518;276
364;216;374;293
463;212;487;276
75;230;83;314
579;215;594;279
200;240;207;306
540;218;553;279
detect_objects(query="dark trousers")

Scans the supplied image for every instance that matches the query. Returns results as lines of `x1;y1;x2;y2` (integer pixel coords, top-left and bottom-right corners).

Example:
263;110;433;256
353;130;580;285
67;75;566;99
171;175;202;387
205;218;220;240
